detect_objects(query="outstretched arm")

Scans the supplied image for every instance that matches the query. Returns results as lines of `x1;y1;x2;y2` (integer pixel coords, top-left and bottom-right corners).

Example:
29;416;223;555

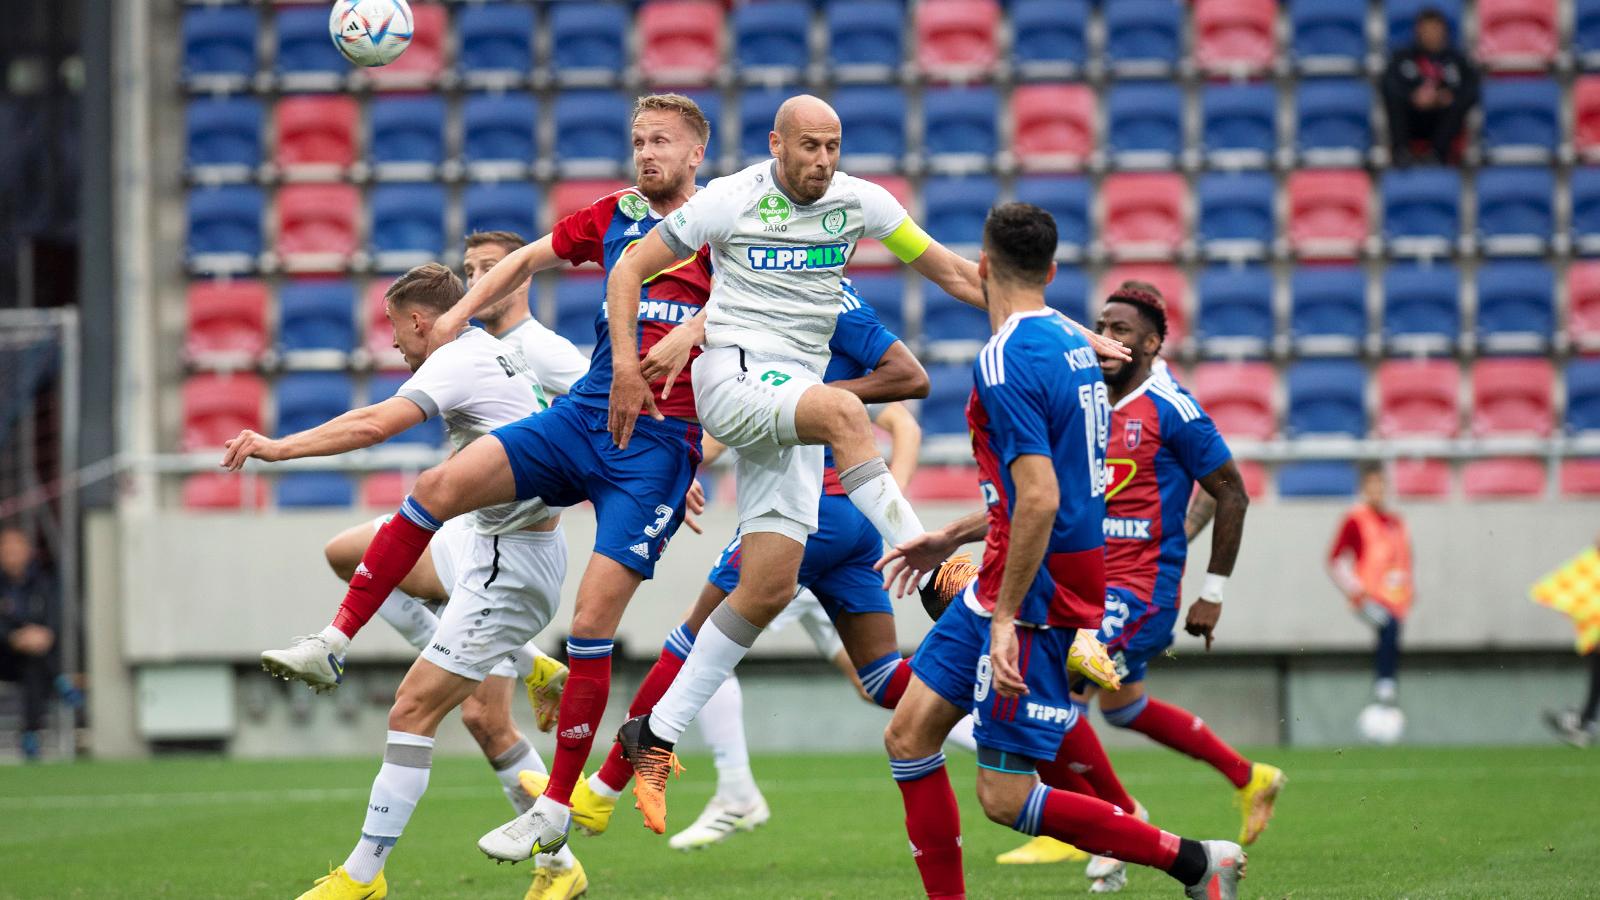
429;236;563;349
220;397;424;470
829;341;930;404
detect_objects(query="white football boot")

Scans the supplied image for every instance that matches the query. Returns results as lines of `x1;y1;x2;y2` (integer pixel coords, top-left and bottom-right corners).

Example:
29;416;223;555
478;805;570;863
1182;840;1246;900
667;794;771;851
261;634;345;693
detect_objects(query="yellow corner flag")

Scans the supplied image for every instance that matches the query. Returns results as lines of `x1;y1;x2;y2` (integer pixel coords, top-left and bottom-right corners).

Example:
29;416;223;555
1530;548;1600;654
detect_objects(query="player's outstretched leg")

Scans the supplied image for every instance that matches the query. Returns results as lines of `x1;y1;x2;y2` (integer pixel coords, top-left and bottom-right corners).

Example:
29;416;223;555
884;678;971;899
669;674;770;850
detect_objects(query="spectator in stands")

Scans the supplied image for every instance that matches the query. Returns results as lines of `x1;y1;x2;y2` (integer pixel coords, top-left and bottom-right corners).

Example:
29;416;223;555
0;525;74;761
1381;7;1479;166
1326;464;1414;708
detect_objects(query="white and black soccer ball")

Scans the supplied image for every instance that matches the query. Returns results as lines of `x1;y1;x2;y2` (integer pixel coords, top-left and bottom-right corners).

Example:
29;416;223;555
1357;703;1405;746
329;0;414;68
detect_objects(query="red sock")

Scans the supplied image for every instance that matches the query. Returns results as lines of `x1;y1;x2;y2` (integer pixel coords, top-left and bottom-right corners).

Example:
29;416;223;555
594;647;688;792
330;510;436;639
881;659;912;709
1129;697;1253;789
1036;787;1181;869
893;762;965;899
544;643;612;806
1045;714;1138;814
1034;752;1096;798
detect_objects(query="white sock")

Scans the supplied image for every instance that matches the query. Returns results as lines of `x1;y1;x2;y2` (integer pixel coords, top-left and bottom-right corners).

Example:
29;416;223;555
535;844;578;868
319;624;352;655
699;675;761;808
505;641;545;680
839;458;925;548
945;714;978;752
649;604;762;743
376;589;440;651
488;736;544;814
587;771;622;801
533;792;571;831
344;730;434;883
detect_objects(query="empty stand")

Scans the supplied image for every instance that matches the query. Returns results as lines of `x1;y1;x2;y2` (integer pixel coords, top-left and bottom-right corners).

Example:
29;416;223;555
549;180;630;230
187;185;264;272
734;1;813;80
1471;358;1554;437
1286;359;1367;437
1191;362;1277;440
367;372;446;446
922;86;998;170
363;471;415;508
1287;170;1370;257
1015;176;1091;255
1481;79;1560;162
463;92;538;177
275;372;353;436
1044;267;1090;324
1193;0;1276;75
1106;82;1183;165
1565;359;1600;434
1475;167;1553;254
1102;173;1187;257
1201;83;1277;163
456;3;535;81
1195;265;1274;352
638;0;723;86
1296;78;1372;162
366;3;449;89
182;473;268;511
1572;261;1600;350
1380;167;1460;253
274;6;345;86
921;363;974;436
554;90;632;175
1376;359;1460;437
275;184;359;273
1104;0;1183;74
1392;458;1452;498
1197;172;1275;256
1012;0;1088;78
186;96;262;175
185;280;269;363
182;373;265;451
182;6;257;83
915;0;1000;82
276;473;356;509
1560;459;1600;497
367;95;446;177
1462;458;1546;499
1011;84;1096;172
278;279;357;354
1476;0;1558;71
1290;0;1367;72
1278;461;1358;497
1382;262;1459;352
1290;266;1367;354
1476;261;1554;354
826;0;904;79
463;181;540;241
923;176;997;250
921;288;988;347
550;4;627;85
834;86;906;172
555;273;604;348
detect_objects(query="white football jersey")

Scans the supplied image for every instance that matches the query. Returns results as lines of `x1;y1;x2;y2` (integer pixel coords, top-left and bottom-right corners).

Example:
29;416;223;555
657;160;910;374
395;328;559;534
491;316;590;397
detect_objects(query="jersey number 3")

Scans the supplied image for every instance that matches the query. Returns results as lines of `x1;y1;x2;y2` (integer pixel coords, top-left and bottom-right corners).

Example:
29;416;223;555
643;504;674;538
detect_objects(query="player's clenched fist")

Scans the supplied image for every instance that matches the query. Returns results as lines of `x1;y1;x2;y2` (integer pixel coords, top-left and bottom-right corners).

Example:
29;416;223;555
220;429;284;471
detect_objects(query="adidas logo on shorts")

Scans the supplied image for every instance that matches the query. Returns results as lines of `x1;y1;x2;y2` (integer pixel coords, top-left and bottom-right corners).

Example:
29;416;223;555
629;542;650;559
559;723;593;740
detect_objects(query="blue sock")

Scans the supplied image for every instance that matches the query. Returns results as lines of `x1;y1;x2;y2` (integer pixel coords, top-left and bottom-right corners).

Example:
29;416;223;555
856;652;904;708
889;752;947;783
1101;693;1149;728
662;623;696;662
398;495;442;532
1012;783;1051;836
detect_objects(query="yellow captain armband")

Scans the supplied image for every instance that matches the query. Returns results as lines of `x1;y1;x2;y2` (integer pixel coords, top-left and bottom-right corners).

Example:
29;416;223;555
882;218;933;264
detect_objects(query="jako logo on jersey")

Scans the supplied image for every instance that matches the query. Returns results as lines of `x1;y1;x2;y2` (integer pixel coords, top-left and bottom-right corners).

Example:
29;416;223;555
747;244;848;271
560;723;593;740
1103;517;1153;540
1123;419;1143;449
1104;459;1138;499
1024;702;1075;724
430;643;451;656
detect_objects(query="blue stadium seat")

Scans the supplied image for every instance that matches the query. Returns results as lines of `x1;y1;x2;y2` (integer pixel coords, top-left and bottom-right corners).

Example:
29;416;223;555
922;87;998;165
463;182;540;241
550;4;627;82
826;0;903;75
834;86;905;170
555;276;602;347
368;373;446;445
740;86;798;161
922;363;974;436
1014;176;1091;254
1106;82;1183;160
1482;80;1560;159
1476;260;1554;352
1104;0;1183;72
1201;83;1277;159
1291;0;1367;67
1380;167;1461;246
186;185;263;260
1197;265;1275;348
922;288;988;344
1568;359;1600;434
462;92;538;167
278;279;357;353
841;273;906;337
1573;168;1600;250
1476;167;1553;250
457;4;535;77
1296;78;1372;157
1278;461;1358;497
369;184;447;259
734;1;811;77
367;96;446;169
1385;0;1461;48
183;7;257;80
554;91;632;171
1197;172;1275;250
923;176;997;248
1012;0;1089;77
275;372;353;436
1383;262;1459;349
1580;0;1600;64
276;473;355;509
1286;360;1366;437
186;96;262;171
274;7;345;81
680;90;723;166
1290;266;1367;351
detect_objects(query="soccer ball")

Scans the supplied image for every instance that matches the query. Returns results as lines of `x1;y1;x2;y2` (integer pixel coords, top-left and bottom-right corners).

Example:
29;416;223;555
1357;703;1405;746
329;0;414;68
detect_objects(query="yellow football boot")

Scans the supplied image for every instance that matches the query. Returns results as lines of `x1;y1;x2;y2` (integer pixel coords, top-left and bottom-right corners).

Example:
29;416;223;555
524;654;569;733
524;856;588;900
518;770;618;836
1068;629;1122;691
295;867;386;900
1235;762;1286;844
996;835;1091;865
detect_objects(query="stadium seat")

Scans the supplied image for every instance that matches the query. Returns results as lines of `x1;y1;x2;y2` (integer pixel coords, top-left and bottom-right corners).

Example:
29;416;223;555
1577;78;1600;158
733;1;811;80
550;3;628;85
1044;267;1090;324
1104;0;1183;74
842;273;906;336
851;175;915;268
362;471;415;508
463;182;540;241
1278;461;1358;498
1098;264;1189;348
1287;170;1370;257
553;91;632;174
275;184;359;272
367;372;446;445
1012;0;1088;78
678;89;723;168
1476;0;1558;71
1290;0;1367;71
922;87;998;169
1102;173;1187;257
555;273;604;348
1560;458;1600;496
834;86;906;172
1571;168;1600;253
1286;359;1366;437
1200;83;1277;162
1382;262;1459;351
463;92;538;174
921;287;988;346
276;473;355;509
1476;261;1554;353
275;372;353;436
367;96;446;175
1392;458;1452;499
182;6;257;82
1385;0;1461;48
1106;83;1183;163
1481;80;1560;161
1380;167;1460;252
1195;265;1274;351
1571;260;1600;350
923;176;997;250
915;0;1000;81
186;96;262;174
548;180;630;230
908;466;983;503
1567;359;1600;434
1290;266;1368;353
187;185;264;268
185;280;269;362
1295;79;1372;160
1014;176;1091;255
364;277;402;363
182;473;268;511
1471;358;1554;437
1191;362;1276;440
181;373;265;450
1011;84;1096;172
456;3;535;80
278;279;357;354
1196;172;1275;254
1581;0;1600;68
739;86;798;163
826;0;904;78
1462;458;1546;499
274;95;358;174
365;3;449;88
369;183;447;265
274;7;346;84
921;364;974;436
1193;0;1276;75
638;0;724;86
1475;167;1553;253
1376;359;1460;437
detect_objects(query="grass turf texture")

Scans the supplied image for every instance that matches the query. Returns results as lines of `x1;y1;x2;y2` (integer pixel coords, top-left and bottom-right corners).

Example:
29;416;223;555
0;746;1594;898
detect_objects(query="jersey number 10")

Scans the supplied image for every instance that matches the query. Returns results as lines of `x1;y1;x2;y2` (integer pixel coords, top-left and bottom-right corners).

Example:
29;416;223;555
1077;382;1111;497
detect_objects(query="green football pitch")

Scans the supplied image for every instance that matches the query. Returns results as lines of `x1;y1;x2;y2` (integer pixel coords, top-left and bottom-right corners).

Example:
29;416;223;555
1;746;1595;899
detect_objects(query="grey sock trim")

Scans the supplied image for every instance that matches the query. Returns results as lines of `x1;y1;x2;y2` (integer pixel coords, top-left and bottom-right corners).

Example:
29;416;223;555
489;737;532;771
710;601;763;648
359;832;400;847
837;457;890;494
384;742;434;769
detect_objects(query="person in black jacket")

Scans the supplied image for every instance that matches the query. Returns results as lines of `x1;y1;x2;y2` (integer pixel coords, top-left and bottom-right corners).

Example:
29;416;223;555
1381;8;1480;165
0;525;72;760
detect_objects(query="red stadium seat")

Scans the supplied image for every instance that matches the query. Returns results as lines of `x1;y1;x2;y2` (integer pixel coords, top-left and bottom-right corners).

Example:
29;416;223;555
1376;359;1460;438
367;3;449;87
1287;170;1370;258
1560;459;1600;496
1011;84;1096;172
1193;0;1277;75
1190;362;1277;440
181;473;268;510
1101;173;1187;257
181;373;264;450
908;465;983;503
1576;77;1600;158
1098;264;1189;349
1569;260;1600;350
274;95;358;172
276;184;360;271
1471;358;1554;437
548;180;631;230
915;0;1000;81
1462;458;1546;499
638;0;724;85
853;175;915;268
1476;0;1558;70
362;471;416;508
365;276;404;365
1392;458;1452;499
184;280;269;362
